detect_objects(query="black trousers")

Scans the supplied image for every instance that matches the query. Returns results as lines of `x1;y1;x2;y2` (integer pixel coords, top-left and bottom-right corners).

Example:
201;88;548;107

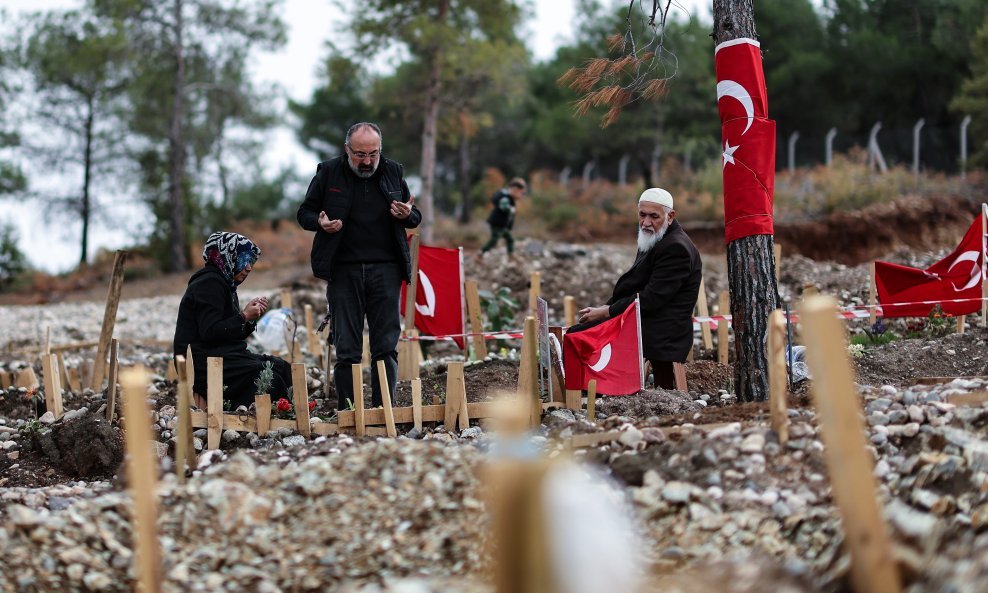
328;262;402;409
649;360;676;390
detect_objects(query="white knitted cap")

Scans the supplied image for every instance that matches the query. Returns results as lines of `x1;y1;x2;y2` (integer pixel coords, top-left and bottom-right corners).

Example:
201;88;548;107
638;187;674;209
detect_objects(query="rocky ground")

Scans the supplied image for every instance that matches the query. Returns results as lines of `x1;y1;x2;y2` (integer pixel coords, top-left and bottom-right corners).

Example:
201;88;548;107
1;234;988;592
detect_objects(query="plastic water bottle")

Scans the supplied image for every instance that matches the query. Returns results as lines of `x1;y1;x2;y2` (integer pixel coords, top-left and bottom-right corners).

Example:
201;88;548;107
255;308;293;352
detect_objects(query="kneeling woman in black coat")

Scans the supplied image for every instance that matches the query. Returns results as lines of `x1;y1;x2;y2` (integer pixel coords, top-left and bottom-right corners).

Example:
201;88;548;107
173;231;291;408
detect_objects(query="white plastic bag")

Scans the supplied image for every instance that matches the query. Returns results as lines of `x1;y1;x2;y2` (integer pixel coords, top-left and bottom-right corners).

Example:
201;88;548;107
255;308;293;352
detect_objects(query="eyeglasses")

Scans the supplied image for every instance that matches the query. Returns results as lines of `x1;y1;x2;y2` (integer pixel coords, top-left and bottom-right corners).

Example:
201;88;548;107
347;145;381;160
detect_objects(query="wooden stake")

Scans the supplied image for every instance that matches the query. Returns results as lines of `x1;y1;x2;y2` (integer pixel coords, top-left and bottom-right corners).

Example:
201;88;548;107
457;365;470;432
444;362;465;432
957;315;966;335
717;291;730;365
352;364;365;437
45;326;51;356
563;296;576;327
869;262;878;326
465;280;488;360
165;358;178;382
280;288;292;310
587;380;597;422
174;356;194;483
66;365;81;392
398;329;421;380
404;230;421;330
304;304;319;357
254;394;271;437
291;363;310;438
185;345;195;399
801;296;901;593
517;317;540;425
41;354;64;420
55;352;70;390
564;389;581;411
1;370;11;389
120;367;162;593
105;339;119;422
91;250;127;391
696;276;713;350
377;360;397;437
528;272;541;317
15;367;39;389
767;310;789;444
411;378;423;432
361;334;370;367
206;357;223;451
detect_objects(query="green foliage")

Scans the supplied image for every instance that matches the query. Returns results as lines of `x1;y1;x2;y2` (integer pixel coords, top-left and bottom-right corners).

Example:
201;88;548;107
924;305;955;339
253;360;274;396
0;221;27;290
850;318;898;347
952;11;988;167
479;286;520;332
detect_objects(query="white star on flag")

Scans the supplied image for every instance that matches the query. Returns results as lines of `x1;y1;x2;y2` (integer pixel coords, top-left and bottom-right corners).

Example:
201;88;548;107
722;140;739;169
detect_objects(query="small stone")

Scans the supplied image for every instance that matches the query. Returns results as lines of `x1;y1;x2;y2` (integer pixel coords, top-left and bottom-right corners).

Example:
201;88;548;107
661;481;692;504
618;427;644;448
282;435;306;447
880;385;897;396
38;411;56;424
459;427;483;439
83;572;112;590
870;432;888;446
867;412;890;426
907;405;925;423
740;433;765;453
874;459;891;479
900;423;920;438
707;423;741;439
6;451;18;460
1;440;17;451
222;429;240;444
641;427;666;444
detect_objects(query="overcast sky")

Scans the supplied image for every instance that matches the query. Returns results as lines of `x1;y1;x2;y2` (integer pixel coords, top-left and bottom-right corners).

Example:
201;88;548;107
2;0;712;273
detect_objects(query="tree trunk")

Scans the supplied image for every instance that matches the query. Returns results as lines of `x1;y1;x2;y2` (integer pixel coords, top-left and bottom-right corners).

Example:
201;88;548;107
80;97;94;267
417;0;449;243
457;117;471;224
167;0;189;271
712;0;779;402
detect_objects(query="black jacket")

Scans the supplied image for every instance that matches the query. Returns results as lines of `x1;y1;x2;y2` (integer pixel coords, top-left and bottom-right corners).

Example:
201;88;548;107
173;265;255;359
297;156;422;282
607;220;702;362
486;189;516;229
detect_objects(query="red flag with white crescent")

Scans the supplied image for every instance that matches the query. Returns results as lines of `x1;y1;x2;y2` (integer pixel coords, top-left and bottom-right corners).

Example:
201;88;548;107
400;244;466;349
876;211;987;317
715;38;776;243
563;300;643;395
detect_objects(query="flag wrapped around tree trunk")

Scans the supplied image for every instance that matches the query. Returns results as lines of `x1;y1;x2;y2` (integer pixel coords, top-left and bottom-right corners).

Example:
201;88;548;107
716;38;776;243
563;300;643;396
876;211;988;318
400;244;466;348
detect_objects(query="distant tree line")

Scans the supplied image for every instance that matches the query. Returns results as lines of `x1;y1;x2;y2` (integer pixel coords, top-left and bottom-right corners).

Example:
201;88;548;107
0;0;986;273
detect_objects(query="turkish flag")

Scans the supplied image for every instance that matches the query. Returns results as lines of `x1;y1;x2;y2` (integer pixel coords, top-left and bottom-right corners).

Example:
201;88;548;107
716;38;776;243
563;300;643;395
876;212;987;317
400;244;466;348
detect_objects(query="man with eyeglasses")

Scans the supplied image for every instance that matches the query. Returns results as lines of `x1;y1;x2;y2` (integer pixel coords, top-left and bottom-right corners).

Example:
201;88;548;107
297;122;421;410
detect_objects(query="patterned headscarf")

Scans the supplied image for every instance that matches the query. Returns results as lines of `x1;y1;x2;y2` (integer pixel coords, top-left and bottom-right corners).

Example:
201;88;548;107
202;231;260;289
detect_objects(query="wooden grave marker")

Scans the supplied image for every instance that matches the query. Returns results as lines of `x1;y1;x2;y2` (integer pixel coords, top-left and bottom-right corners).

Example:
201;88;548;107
105;339;120;422
587;379;597;422
412;378;423;432
563;296;576;327
528;272;541;317
206;357;223;451
767;310;789;444
291;363;311;438
377;360;398;437
444;362;466;432
91;250;127;391
41;353;64;420
696;276;713;350
398;329;421;380
255;394;271;437
352;364;365;437
465;280;488;360
517;317;541;424
174;356;195;483
801;296;901;593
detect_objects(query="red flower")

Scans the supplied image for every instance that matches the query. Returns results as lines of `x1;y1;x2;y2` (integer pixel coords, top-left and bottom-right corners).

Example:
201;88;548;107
276;398;292;413
308;401;317;412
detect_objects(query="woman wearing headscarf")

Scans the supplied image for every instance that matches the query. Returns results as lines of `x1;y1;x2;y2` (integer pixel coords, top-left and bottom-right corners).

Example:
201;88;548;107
173;231;291;408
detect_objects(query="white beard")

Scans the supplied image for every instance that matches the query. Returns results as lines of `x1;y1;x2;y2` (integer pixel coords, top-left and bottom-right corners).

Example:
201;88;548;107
637;221;669;252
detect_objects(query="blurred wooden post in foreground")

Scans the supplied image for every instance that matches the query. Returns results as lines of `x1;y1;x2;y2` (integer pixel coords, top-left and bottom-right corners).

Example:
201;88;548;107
465;280;488;360
801;296;901;593
767;310;788;444
91;250;127;391
280;288;292;310
174;356;196;483
517;317;540;424
120;367;162;593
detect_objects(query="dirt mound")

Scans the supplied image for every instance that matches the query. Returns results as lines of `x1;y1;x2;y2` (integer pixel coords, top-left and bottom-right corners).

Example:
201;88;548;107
855;328;988;386
30;411;123;479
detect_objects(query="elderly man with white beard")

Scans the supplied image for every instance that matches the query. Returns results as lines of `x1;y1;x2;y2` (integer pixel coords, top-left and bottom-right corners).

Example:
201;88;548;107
572;187;702;389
